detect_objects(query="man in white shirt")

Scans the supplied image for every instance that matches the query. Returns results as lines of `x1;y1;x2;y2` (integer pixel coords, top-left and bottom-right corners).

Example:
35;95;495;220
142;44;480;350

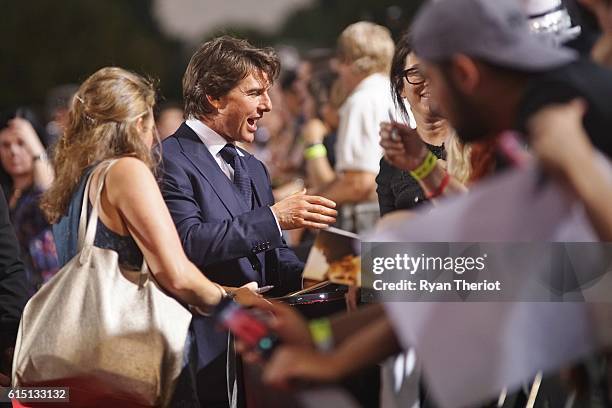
310;22;395;233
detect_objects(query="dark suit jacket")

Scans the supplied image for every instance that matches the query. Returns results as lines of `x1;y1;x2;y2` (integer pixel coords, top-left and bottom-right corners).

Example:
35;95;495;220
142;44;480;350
0;187;29;352
159;123;303;368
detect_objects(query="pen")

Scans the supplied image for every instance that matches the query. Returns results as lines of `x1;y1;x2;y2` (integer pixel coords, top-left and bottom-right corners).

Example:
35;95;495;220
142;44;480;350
388;108;400;141
255;285;274;294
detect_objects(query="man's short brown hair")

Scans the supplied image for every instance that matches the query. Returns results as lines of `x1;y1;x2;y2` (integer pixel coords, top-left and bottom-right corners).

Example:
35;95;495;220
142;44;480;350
183;36;281;119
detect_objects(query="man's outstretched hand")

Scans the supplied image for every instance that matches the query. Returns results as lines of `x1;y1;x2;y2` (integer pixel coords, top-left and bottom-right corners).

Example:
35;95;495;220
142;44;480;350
271;189;337;230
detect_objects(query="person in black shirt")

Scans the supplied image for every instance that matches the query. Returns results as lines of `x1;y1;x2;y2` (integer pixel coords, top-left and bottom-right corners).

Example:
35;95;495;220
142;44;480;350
517;58;612;155
408;1;612;405
573;0;612;65
376;33;471;216
0;187;29;387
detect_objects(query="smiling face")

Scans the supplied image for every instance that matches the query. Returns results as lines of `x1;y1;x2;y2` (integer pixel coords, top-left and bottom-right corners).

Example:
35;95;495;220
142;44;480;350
208;70;272;144
402;52;443;124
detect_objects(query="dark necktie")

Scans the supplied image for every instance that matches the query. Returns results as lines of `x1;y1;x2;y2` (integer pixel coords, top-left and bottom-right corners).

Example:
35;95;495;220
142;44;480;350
220;143;253;209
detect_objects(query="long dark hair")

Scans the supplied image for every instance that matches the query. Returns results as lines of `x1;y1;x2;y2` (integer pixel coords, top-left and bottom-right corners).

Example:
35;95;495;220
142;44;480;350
389;31;413;122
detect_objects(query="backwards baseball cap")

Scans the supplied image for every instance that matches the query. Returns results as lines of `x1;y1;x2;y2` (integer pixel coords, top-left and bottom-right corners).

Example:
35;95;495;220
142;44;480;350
411;0;578;71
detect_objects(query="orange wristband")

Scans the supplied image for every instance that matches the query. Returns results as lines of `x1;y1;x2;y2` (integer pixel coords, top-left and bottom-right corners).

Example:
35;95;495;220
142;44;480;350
426;172;451;199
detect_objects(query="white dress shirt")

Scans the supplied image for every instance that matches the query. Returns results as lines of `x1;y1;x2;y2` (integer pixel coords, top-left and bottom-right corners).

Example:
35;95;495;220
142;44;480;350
185;119;244;182
185;119;282;235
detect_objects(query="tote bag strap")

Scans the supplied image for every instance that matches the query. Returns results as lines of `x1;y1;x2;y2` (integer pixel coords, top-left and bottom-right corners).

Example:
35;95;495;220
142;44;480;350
77;159;120;251
137;258;152;287
76;159;151;283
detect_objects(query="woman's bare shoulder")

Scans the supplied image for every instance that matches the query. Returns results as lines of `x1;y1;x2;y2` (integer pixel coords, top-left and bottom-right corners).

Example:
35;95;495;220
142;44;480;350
104;157;157;202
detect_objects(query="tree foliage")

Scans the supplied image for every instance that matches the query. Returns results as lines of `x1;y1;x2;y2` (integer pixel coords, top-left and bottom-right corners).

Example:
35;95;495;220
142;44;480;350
1;0;425;112
278;0;424;47
201;0;425;49
0;0;184;111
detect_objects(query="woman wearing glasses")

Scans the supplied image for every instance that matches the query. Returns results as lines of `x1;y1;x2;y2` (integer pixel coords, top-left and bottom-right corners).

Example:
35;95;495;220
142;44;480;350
376;34;470;215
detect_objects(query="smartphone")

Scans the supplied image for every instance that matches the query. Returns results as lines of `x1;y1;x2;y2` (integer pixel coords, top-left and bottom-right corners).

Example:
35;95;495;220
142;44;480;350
212;297;279;359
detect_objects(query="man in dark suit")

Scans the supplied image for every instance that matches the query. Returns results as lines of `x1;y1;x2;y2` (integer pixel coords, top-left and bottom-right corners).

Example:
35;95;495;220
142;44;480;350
159;36;337;407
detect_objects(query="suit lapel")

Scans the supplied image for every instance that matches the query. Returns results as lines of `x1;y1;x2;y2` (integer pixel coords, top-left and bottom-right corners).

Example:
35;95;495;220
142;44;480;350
174;124;245;217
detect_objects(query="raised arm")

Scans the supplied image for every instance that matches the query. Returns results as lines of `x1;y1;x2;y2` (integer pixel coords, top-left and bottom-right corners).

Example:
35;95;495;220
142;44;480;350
302;118;336;189
528;99;612;241
8;118;54;190
263;313;400;388
380;122;467;201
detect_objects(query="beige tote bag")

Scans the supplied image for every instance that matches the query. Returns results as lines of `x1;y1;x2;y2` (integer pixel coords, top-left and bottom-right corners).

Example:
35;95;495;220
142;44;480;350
12;160;192;406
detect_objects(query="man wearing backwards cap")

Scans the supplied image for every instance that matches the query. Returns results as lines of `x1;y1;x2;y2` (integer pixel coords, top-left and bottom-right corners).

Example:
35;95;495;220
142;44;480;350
406;1;612;404
409;0;612;158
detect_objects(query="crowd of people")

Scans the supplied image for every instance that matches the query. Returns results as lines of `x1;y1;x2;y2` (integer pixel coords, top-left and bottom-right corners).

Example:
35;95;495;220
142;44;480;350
2;0;612;406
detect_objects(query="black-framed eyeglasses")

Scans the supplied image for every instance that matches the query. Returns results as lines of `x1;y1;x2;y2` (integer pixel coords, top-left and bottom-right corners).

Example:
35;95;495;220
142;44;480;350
402;68;426;86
